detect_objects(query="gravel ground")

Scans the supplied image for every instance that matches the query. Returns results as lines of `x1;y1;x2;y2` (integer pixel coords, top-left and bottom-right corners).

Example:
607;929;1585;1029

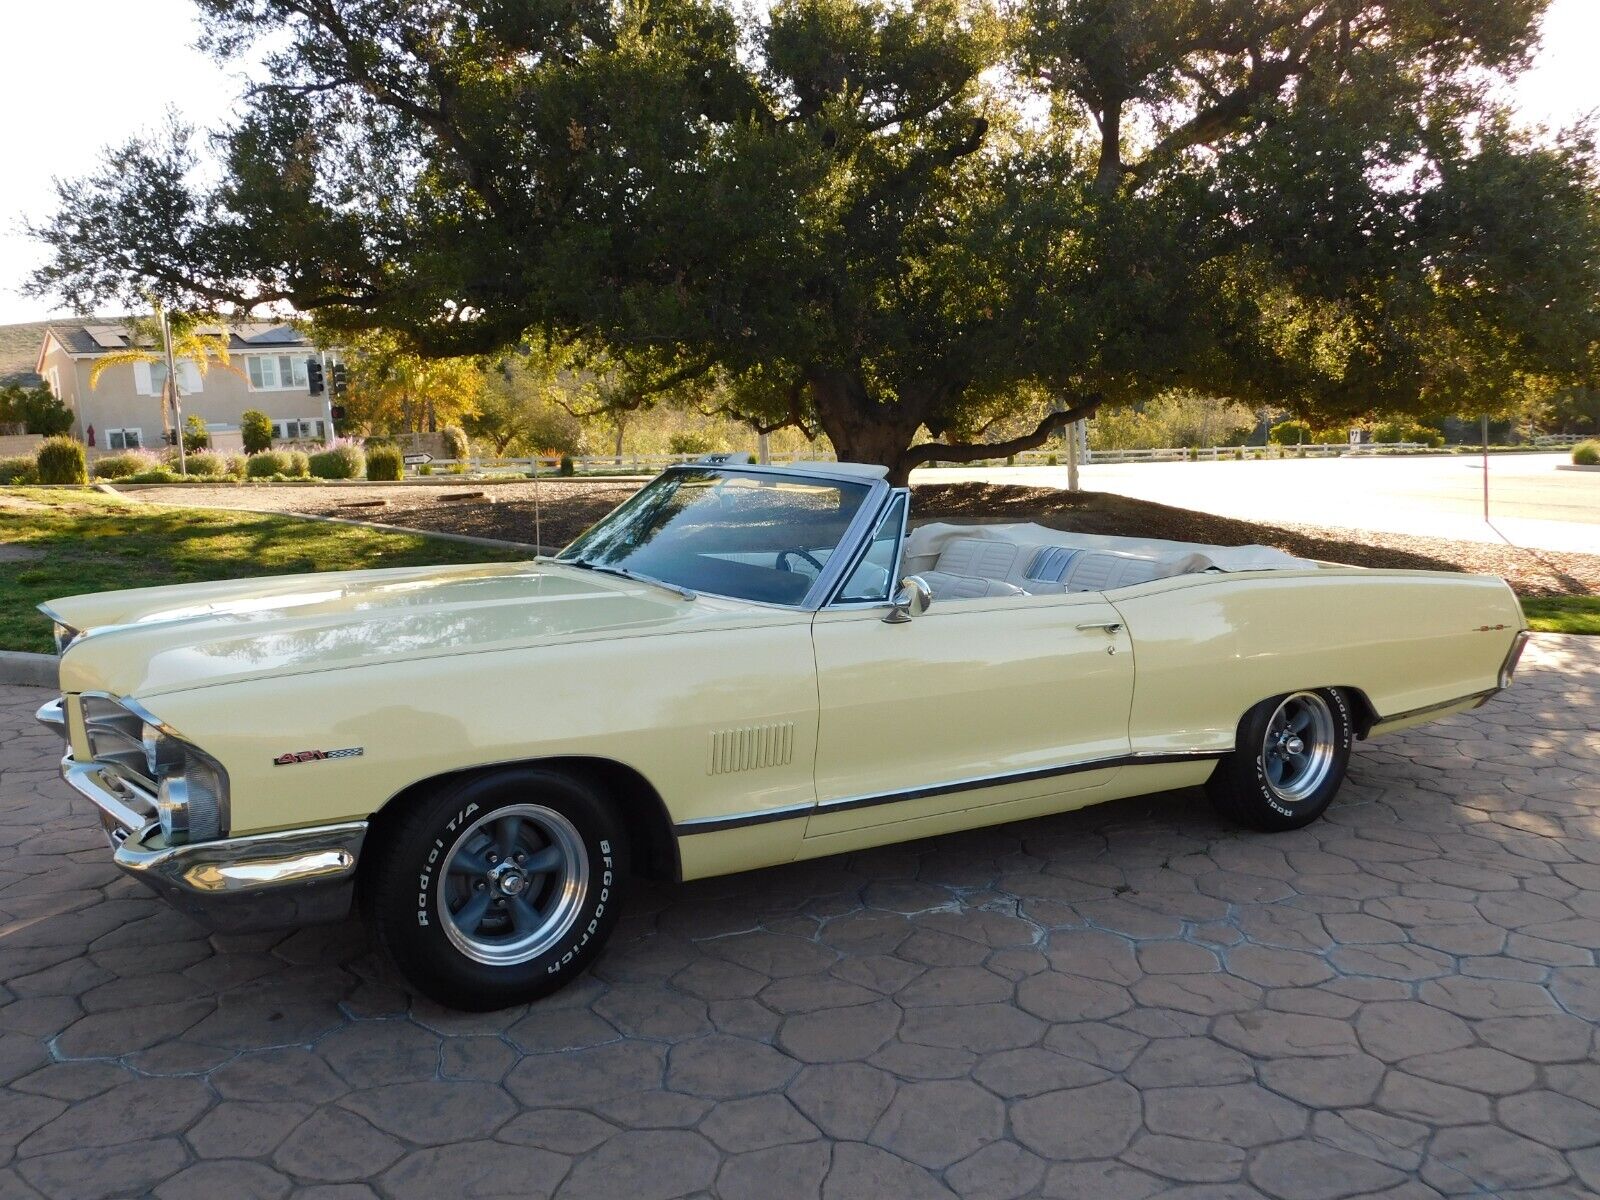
122;479;1599;597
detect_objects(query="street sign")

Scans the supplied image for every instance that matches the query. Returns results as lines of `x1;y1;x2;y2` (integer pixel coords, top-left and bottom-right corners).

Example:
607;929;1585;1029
403;452;432;466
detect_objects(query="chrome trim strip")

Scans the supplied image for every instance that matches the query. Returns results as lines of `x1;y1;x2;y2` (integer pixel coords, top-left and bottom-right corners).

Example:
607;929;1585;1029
1499;629;1532;690
1372;688;1499;729
674;801;815;835
673;749;1228;835
823;488;910;610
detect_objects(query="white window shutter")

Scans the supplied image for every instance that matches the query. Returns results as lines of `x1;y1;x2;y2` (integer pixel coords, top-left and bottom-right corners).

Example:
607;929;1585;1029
132;361;153;396
178;361;203;393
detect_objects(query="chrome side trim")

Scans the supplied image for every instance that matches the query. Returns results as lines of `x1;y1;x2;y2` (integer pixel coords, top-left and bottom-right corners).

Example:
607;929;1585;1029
673;749;1228;836
1371;688;1499;730
674;801;815;835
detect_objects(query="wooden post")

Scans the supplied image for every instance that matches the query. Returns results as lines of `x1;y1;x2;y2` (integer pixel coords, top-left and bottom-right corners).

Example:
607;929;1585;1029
1066;419;1081;492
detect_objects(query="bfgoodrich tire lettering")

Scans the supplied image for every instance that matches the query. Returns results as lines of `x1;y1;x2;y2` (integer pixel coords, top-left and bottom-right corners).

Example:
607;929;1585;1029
1207;688;1353;832
367;767;626;1010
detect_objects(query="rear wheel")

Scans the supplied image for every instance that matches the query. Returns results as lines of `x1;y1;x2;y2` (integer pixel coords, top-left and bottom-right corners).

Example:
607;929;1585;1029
1207;689;1352;831
366;767;626;1010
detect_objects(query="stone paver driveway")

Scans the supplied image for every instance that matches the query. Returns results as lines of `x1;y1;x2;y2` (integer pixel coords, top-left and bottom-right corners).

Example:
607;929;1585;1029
0;636;1596;1199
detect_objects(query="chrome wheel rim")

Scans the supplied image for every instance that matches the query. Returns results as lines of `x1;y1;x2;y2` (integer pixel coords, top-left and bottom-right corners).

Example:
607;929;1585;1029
436;804;588;966
1260;692;1336;804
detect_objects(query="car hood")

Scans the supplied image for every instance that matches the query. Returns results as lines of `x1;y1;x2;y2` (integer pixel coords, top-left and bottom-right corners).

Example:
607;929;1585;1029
49;562;742;698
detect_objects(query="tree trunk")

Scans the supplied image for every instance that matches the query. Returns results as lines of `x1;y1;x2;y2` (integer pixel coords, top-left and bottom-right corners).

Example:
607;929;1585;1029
806;367;925;486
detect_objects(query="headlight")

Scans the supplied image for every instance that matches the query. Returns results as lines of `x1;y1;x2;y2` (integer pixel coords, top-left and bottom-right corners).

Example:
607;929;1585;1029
155;758;225;846
52;622;81;654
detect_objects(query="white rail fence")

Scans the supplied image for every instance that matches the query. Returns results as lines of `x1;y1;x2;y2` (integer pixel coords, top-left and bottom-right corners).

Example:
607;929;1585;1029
421;439;1571;475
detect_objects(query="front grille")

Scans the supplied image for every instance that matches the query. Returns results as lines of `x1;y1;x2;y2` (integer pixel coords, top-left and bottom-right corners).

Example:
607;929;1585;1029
80;696;158;795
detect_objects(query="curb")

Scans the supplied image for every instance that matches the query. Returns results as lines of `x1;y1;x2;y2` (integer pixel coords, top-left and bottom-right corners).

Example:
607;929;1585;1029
0;651;56;689
1555;463;1600;472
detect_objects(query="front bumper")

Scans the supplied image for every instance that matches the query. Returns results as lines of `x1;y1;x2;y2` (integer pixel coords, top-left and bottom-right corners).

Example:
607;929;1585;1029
56;736;366;932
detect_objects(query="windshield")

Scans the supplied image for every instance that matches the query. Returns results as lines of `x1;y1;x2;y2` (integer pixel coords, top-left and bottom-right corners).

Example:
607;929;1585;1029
557;468;874;605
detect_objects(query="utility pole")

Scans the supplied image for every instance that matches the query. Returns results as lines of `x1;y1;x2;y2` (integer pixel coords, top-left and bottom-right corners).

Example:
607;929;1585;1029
160;306;188;477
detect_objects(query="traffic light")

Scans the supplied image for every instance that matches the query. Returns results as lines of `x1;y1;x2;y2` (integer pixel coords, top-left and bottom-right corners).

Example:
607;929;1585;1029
307;358;325;395
330;405;346;422
331;364;348;398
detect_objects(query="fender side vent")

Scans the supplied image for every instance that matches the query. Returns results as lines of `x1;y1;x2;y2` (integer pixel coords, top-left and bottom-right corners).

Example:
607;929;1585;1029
708;723;795;775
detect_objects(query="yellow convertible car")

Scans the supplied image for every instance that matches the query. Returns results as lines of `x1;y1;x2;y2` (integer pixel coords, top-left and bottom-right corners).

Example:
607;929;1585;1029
37;462;1529;1008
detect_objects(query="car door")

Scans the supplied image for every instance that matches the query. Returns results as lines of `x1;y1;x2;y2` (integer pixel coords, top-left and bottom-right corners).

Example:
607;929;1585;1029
806;573;1136;839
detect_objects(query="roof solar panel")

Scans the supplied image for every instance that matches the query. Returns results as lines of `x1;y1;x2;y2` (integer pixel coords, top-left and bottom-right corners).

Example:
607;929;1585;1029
84;326;128;349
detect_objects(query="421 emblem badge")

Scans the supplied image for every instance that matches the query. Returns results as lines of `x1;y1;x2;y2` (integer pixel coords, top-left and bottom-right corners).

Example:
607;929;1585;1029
273;747;364;766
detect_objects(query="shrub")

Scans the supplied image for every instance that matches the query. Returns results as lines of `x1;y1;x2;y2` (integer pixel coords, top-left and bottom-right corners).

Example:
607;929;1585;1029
1574;440;1600;466
667;430;722;456
558;454;575;476
1371;419;1445;448
0;384;74;435
286;450;310;477
245;450;294;479
440;425;468;460
35;437;88;484
92;451;160;479
1269;419;1311;446
184;414;211;452
224;453;247;477
366;443;404;481
0;455;36;484
182;450;229;477
128;467;180;483
418;463;433;476
240;409;274;454
309;442;365;479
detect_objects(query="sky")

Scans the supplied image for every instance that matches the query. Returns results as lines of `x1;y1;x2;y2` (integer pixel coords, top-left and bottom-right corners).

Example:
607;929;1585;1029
2;0;1598;327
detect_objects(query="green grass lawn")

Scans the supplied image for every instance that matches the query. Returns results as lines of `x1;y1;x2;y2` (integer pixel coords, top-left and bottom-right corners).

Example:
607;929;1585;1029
1520;596;1600;636
0;490;525;654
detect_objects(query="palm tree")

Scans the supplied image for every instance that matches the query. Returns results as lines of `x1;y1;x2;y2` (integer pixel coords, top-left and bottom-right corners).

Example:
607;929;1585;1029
88;301;237;473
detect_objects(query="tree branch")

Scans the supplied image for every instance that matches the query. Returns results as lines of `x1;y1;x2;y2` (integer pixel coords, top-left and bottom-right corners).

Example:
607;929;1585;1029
897;395;1102;473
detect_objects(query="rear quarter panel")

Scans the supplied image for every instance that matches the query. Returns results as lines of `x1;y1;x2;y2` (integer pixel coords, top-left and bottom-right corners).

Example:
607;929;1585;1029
1111;569;1524;754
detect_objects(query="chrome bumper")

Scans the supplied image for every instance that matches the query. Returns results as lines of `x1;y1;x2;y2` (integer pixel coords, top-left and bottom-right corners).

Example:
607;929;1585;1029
58;749;366;932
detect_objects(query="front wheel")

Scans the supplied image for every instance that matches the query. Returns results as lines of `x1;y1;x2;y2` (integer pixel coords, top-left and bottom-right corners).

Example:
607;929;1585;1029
1207;688;1353;831
365;767;626;1010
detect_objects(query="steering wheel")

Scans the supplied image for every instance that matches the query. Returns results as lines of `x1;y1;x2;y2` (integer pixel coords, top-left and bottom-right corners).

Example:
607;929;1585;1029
777;548;825;576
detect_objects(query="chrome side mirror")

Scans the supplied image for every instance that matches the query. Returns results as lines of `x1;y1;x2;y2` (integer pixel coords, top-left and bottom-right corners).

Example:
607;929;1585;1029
884;575;933;624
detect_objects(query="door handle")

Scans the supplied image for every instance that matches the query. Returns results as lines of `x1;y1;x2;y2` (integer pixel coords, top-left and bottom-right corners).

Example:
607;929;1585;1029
1076;621;1123;633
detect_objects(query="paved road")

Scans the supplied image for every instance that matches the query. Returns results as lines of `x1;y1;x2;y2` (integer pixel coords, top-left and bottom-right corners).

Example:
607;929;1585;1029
1;639;1597;1198
916;453;1600;553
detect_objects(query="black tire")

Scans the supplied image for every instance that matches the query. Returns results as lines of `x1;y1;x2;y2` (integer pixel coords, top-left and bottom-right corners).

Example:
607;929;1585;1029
365;766;626;1010
1207;688;1353;831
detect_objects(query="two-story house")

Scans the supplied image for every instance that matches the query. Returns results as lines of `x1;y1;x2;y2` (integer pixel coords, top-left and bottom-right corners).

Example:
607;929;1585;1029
35;322;338;452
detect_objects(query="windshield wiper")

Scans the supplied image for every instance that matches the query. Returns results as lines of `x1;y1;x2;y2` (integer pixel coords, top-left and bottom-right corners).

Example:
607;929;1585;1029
563;558;697;601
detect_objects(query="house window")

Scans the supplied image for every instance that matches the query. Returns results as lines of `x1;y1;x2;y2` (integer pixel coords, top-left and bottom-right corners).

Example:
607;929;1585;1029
248;355;310;391
106;428;142;450
273;418;325;441
131;360;201;395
